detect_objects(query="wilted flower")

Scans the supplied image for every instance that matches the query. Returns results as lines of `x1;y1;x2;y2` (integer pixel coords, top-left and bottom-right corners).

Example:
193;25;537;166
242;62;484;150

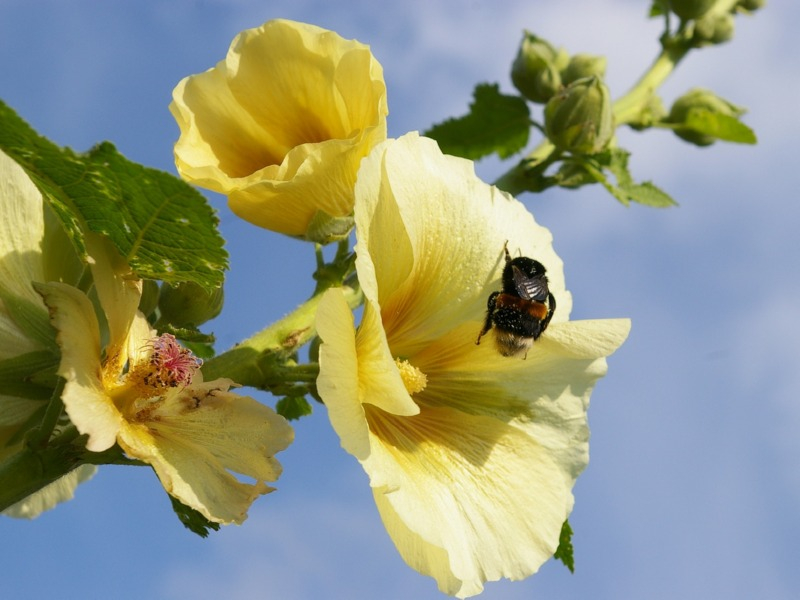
170;19;388;239
37;234;293;524
316;133;630;597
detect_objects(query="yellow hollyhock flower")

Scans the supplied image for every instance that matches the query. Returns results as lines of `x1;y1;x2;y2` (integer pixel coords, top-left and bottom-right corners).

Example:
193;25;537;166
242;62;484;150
36;235;294;525
170;19;388;238
0;149;96;517
316;133;630;597
0;149;50;457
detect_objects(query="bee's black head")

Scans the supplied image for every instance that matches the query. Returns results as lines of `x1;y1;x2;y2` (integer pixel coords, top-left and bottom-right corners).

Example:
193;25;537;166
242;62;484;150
502;256;547;294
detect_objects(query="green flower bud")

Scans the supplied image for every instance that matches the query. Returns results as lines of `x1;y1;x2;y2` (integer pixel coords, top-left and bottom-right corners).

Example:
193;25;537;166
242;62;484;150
158;281;224;327
628;94;668;131
561;54;607;86
668;0;717;21
544;76;615;155
692;11;735;46
305;210;354;245
510;31;569;104
736;0;765;13
666;88;745;146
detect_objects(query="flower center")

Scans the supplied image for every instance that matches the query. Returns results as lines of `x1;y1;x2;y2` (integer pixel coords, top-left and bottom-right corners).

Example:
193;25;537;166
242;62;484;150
125;334;202;398
394;358;427;395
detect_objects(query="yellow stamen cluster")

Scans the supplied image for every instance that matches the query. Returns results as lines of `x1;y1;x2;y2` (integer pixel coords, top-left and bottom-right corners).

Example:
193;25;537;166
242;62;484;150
394;358;427;395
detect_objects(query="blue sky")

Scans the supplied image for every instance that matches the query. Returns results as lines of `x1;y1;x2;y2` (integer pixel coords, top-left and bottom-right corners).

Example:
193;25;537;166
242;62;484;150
1;1;798;598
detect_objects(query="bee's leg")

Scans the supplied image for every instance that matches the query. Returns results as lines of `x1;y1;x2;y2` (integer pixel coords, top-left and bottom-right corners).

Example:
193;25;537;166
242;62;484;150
476;292;500;345
503;240;512;264
540;292;556;332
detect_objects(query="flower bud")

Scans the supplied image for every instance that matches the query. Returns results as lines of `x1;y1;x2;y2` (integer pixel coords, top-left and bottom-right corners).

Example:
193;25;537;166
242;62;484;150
158;281;224;327
510;32;569;104
628;95;668;131
544;76;614;155
561;54;607;86
668;0;717;20
736;0;765;13
666;88;744;146
305;210;354;245
692;11;735;46
138;279;160;318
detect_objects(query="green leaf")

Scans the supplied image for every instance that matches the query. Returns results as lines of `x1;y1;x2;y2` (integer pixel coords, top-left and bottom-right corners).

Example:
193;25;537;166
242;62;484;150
552;158;602;189
0;99;228;290
649;1;666;18
602;148;634;187
276;396;313;420
553;519;575;573
424;83;530;160
168;494;220;538
619;181;678;207
573;149;677;207
684;108;757;144
564;152;631;206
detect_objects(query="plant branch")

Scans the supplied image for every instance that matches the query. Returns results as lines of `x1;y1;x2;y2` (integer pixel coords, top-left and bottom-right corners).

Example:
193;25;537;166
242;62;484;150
201;285;361;388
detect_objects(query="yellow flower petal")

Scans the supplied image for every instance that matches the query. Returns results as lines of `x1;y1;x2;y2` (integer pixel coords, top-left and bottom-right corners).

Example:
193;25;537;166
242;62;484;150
126;311;158;369
318;132;631;595
355;300;420;416
367;405;570;598
0;150;47;359
37;282;122;452
170;19;388;237
84;233;142;368
541;318;632;358
120;421;272;525
2;465;96;519
317;288;370;460
353;133;572;359
118;380;293;524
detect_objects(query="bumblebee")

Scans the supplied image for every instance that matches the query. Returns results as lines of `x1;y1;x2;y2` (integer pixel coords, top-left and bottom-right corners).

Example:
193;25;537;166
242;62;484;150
475;242;556;358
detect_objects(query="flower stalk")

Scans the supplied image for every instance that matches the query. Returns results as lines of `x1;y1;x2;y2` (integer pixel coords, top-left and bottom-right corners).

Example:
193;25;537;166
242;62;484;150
201;285;361;388
493;7;733;196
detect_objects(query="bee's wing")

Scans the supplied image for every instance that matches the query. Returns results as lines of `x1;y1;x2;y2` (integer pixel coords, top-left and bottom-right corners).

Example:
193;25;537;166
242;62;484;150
512;265;548;301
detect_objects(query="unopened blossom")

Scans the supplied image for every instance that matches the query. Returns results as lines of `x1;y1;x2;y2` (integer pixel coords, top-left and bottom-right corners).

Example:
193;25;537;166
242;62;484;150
170;19;388;239
37;234;293;524
0;149;95;518
316;133;630;597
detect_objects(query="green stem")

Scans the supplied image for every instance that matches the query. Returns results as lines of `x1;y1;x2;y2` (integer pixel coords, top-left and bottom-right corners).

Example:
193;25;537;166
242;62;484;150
493;140;557;196
201;285;361;388
612;41;691;126
494;27;696;196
